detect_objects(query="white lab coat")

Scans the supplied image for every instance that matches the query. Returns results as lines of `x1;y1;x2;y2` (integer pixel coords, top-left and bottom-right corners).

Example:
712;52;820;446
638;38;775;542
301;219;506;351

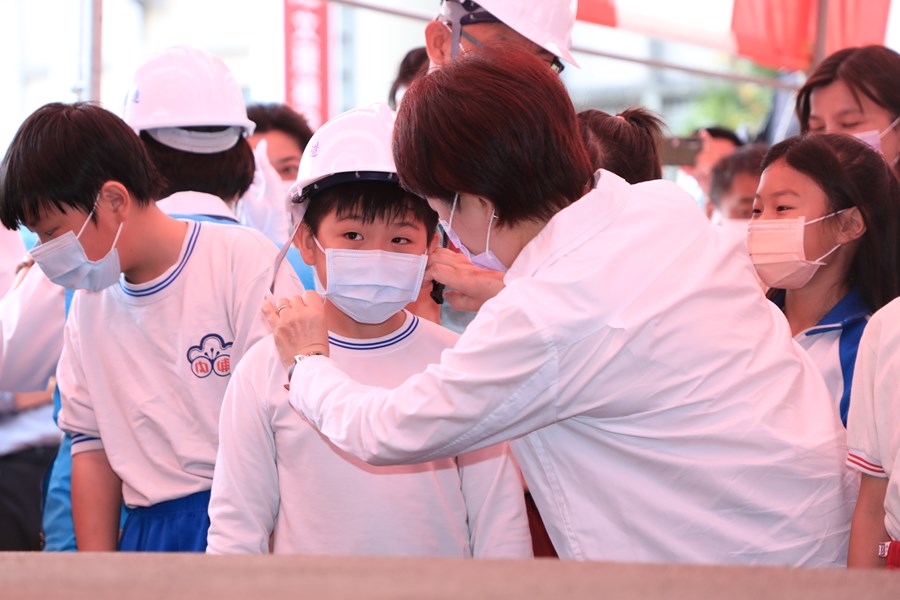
288;170;856;566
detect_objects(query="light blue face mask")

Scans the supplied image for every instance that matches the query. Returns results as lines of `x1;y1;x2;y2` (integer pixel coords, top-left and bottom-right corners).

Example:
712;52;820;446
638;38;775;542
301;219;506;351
312;238;427;325
29;203;123;292
439;194;507;273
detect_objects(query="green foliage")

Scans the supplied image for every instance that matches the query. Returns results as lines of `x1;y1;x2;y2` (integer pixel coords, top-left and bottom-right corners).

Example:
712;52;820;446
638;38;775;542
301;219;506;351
678;58;779;138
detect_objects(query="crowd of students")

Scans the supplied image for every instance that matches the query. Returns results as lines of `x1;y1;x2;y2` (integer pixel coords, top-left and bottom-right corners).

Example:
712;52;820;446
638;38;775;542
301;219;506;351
0;0;898;570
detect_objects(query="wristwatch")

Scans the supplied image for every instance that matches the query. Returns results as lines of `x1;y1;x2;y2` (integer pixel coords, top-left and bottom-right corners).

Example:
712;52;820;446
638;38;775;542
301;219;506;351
284;351;325;390
878;541;891;558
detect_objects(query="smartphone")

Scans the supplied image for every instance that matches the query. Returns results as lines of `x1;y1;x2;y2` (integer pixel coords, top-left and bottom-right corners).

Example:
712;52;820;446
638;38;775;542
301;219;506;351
660;136;703;166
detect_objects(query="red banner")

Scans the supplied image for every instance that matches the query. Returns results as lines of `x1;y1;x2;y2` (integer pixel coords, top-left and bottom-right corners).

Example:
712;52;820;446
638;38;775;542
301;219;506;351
284;0;329;128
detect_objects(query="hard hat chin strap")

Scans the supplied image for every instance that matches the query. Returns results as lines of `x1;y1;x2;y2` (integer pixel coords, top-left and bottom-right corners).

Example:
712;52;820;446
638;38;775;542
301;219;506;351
441;1;468;59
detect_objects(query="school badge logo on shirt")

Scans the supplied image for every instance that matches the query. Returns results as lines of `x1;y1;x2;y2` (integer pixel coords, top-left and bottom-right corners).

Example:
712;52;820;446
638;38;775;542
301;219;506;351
187;333;234;378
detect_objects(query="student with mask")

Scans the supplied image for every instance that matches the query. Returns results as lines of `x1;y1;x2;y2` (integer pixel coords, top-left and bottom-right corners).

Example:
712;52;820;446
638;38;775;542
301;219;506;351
749;133;900;427
0;102;303;552
795;45;900;178
267;46;856;566
207;104;530;557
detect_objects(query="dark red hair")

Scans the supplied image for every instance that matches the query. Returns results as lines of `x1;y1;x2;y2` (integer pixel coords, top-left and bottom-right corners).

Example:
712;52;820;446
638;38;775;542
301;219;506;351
393;45;593;226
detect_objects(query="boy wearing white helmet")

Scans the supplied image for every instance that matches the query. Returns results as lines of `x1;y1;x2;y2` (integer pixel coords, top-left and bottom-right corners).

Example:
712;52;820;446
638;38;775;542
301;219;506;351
207;104;531;557
124;46;255;226
426;0;578;72
0;102;304;552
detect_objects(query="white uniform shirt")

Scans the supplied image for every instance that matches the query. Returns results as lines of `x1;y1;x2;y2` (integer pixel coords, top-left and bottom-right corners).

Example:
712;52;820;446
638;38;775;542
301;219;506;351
0;227;26;296
777;289;869;427
0;231;65;455
846;297;900;540
57;220;303;507
156;191;237;222
289;170;856;566
0;264;65;392
208;313;531;557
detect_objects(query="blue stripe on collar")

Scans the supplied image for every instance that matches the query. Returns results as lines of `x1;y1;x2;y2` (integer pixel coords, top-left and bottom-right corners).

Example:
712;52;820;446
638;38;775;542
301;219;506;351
121;221;200;297
329;315;419;350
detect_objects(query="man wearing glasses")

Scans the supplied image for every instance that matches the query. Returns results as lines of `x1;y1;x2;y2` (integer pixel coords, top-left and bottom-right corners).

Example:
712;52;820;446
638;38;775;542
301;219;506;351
424;0;577;74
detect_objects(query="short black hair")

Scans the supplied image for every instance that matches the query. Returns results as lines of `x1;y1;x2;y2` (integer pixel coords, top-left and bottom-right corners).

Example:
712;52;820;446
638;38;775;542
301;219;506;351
700;126;744;148
140;131;254;201
0;102;164;230
708;144;767;206
302;181;438;241
247;103;314;151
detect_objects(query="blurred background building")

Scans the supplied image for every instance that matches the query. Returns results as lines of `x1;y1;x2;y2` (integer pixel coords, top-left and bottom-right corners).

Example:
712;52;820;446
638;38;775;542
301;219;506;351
2;0;899;155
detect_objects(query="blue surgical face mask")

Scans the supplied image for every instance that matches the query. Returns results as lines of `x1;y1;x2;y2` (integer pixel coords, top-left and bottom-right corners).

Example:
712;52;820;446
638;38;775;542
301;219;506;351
312;238;427;325
439;194;507;273
29;203;124;292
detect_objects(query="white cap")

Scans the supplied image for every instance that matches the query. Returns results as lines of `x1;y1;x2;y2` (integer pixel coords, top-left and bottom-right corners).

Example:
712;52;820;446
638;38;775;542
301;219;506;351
123;46;255;153
440;0;578;67
289;104;398;222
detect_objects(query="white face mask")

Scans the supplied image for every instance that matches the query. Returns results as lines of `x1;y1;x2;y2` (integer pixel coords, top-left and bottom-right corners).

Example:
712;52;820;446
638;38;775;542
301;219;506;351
852;115;900;153
29;204;124;291
312;238;427;324
439;194;507;273
747;210;846;289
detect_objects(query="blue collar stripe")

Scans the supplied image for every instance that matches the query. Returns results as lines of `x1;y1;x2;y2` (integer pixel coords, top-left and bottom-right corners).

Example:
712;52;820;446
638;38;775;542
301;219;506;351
329;316;419;350
802;288;870;335
121;221;201;297
837;317;868;427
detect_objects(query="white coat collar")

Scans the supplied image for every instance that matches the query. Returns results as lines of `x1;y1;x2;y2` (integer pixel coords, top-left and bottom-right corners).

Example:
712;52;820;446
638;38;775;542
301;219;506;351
505;169;631;282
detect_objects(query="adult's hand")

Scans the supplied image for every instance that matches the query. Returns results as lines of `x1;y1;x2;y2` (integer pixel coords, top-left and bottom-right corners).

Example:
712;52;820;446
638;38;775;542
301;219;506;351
263;290;330;370
426;247;505;313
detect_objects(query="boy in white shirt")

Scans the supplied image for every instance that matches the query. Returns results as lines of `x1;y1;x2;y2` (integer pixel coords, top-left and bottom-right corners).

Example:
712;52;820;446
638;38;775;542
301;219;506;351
0;102;302;552
207;105;531;557
847;296;900;568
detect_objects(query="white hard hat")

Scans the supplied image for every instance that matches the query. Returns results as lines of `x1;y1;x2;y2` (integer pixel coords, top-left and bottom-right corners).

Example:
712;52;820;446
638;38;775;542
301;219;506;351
439;0;578;67
123;46;255;153
289;104;398;221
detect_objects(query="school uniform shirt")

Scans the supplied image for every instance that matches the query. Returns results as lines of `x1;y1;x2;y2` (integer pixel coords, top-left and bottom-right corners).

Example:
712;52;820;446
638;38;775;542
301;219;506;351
0;227;26;296
57;220;304;508
157;191;239;224
773;289;869;427
207;312;531;557
846;297;900;541
288;170;856;566
0;264;65;393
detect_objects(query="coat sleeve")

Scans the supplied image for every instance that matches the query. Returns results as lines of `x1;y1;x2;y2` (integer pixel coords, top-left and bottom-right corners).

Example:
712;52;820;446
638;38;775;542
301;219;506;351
0;265;65;392
289;295;562;465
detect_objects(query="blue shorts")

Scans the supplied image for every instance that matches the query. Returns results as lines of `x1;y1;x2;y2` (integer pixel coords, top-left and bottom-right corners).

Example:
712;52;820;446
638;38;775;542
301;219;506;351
118;490;211;552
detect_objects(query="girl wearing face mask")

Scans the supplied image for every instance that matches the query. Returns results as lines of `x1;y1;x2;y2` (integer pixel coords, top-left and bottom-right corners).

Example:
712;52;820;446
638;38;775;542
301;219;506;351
795;45;900;178
749;133;900;427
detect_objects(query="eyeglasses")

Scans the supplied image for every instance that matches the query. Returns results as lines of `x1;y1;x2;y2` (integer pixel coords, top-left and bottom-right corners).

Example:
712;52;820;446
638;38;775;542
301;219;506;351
442;21;565;75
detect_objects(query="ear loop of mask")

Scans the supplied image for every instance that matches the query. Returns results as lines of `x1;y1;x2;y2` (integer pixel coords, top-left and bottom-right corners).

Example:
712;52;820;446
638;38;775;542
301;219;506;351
80;200;124;250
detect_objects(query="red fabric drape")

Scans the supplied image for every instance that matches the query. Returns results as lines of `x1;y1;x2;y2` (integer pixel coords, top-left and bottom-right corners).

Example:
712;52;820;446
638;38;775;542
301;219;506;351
731;0;891;70
575;0;892;72
576;0;617;28
731;0;816;70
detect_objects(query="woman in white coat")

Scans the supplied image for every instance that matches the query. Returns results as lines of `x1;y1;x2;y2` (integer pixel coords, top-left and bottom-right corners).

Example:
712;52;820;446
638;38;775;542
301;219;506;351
267;46;856;566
